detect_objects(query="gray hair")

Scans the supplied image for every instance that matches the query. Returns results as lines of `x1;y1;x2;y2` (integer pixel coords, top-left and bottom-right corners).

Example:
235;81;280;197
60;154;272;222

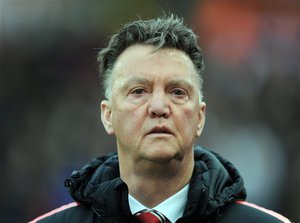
97;14;204;100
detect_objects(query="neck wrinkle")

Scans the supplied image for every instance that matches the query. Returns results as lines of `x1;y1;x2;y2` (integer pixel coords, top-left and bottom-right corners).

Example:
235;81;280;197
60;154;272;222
119;153;194;208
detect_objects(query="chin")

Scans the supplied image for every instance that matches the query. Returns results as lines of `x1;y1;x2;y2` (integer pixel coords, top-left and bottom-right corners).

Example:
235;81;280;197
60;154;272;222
141;146;180;163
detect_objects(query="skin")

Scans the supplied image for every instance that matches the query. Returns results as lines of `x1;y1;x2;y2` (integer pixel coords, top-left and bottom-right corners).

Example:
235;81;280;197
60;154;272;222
101;44;206;207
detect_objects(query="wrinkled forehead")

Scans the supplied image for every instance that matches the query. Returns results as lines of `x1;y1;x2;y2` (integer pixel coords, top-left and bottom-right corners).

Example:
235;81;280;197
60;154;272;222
115;44;192;65
111;45;199;83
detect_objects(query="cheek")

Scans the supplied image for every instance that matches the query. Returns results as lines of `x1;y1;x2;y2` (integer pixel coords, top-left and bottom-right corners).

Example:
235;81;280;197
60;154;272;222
113;104;145;135
176;106;199;135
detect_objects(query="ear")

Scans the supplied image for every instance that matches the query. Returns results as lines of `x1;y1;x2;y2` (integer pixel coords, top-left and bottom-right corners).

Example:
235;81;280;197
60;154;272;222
196;101;206;137
100;100;115;135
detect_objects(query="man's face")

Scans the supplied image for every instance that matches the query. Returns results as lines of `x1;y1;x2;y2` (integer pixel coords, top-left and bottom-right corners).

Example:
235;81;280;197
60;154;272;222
101;45;206;163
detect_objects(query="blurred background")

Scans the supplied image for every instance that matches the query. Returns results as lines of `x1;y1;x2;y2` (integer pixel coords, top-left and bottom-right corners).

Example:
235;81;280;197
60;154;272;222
0;0;299;222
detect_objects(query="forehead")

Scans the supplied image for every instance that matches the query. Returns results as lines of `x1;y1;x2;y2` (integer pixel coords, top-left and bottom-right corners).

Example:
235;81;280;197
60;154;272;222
111;45;198;83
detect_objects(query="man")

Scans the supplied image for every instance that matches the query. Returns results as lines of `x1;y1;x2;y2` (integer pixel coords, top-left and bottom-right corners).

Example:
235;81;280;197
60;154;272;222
30;14;291;223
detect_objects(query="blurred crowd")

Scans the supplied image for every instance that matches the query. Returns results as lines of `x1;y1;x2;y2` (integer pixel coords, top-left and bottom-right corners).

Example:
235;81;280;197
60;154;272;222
0;0;299;222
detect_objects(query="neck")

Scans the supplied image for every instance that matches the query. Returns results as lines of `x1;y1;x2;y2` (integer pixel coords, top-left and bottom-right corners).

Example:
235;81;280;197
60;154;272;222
119;152;194;208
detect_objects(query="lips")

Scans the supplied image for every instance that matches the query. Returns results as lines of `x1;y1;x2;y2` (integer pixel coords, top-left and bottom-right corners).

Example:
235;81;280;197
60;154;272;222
147;126;174;135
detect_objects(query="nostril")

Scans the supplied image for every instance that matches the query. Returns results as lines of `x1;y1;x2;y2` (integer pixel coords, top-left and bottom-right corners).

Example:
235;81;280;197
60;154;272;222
150;110;167;118
148;93;171;118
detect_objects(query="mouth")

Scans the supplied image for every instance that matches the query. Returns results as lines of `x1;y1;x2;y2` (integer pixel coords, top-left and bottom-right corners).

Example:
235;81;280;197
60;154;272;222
147;126;174;136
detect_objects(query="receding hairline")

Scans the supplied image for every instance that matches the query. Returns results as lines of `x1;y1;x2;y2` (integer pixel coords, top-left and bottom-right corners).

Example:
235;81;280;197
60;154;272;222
110;44;200;81
106;45;202;102
98;14;204;101
112;44;196;70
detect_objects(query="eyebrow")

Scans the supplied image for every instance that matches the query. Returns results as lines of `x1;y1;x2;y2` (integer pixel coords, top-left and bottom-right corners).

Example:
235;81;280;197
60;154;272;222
166;79;195;92
121;77;151;91
120;76;196;92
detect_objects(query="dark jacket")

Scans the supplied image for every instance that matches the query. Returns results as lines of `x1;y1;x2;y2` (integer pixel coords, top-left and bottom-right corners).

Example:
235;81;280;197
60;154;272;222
30;146;290;223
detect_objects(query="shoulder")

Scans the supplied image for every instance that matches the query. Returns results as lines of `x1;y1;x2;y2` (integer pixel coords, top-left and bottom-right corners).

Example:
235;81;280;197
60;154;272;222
28;202;95;223
215;200;291;223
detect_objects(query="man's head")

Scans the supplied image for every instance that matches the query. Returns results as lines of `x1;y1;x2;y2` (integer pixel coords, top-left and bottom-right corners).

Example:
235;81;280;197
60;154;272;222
98;14;204;101
99;14;206;170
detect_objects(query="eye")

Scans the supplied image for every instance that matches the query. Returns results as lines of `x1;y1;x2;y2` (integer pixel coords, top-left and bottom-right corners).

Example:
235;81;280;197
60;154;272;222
130;88;146;95
171;88;187;97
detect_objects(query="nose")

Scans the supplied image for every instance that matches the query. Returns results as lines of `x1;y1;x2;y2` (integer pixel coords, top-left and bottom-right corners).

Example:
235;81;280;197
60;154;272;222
147;90;171;118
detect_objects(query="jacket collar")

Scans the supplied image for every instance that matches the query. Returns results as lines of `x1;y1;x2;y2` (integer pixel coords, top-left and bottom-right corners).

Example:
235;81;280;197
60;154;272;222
65;146;246;219
182;147;246;219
